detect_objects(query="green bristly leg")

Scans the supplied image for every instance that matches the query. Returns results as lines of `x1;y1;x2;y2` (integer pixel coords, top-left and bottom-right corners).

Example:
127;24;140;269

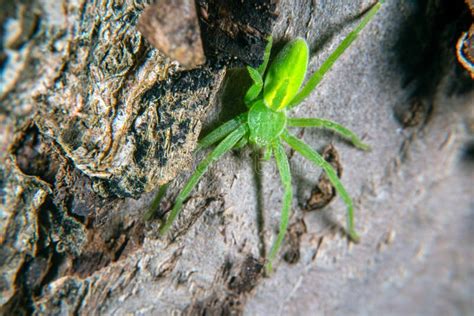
244;36;273;106
282;131;360;242
266;141;293;274
233;136;249;150
287;118;371;150
262;146;272;161
195;114;247;151
144;183;170;221
287;2;382;109
159;125;248;235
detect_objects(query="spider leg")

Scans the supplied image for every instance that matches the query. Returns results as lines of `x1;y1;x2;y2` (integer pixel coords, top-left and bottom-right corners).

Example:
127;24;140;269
287;117;370;150
149;116;247;222
262;145;272;161
287;2;382;109
144;183;170;221
196;113;247;151
244;36;273;106
257;35;273;75
266;140;293;274
244;67;263;105
233;134;249;150
282;130;360;242
159;125;248;235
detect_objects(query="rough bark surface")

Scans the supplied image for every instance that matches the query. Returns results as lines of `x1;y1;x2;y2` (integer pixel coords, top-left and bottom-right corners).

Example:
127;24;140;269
1;0;473;315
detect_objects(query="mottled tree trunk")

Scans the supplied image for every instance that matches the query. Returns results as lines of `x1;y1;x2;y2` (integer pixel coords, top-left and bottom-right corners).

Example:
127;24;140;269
1;0;473;315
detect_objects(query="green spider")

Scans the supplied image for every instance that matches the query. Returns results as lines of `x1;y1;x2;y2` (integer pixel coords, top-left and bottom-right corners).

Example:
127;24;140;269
154;2;381;273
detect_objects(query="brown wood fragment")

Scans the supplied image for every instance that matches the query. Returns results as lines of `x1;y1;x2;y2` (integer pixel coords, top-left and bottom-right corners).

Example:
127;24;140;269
138;0;206;69
283;219;307;264
305;145;343;211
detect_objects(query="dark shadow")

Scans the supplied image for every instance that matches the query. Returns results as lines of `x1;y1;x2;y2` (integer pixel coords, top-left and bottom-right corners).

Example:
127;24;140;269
200;67;251;135
393;0;473;119
220;69;250;115
195;0;275;69
293;170;318;210
251;150;267;259
460;140;474;169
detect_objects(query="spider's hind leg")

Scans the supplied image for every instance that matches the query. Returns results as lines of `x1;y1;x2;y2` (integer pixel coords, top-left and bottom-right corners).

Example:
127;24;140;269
282;131;360;242
262;145;272;161
266;141;293;274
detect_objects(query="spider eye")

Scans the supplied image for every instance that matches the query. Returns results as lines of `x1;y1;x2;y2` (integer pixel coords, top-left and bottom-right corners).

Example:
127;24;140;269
263;38;309;111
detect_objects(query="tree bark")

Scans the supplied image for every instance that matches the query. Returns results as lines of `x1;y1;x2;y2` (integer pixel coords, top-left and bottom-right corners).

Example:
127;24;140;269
1;0;473;315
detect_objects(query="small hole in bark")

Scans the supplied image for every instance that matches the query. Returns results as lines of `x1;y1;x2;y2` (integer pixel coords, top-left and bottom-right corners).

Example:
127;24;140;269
394;97;432;128
11;124;58;184
282;219;307;264
305;145;342;211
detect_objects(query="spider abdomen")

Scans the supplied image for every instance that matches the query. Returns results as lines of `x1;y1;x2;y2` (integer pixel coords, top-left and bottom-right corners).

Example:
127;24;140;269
248;99;286;147
263;37;309;111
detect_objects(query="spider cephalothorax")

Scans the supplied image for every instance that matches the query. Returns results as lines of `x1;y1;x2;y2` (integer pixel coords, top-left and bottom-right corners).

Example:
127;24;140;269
153;2;381;273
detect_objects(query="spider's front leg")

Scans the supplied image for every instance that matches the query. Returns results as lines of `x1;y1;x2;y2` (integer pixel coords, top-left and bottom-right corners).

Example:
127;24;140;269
282;130;360;242
159;125;248;235
146;115;247;221
287;1;382;110
196;113;247;151
244;36;273;106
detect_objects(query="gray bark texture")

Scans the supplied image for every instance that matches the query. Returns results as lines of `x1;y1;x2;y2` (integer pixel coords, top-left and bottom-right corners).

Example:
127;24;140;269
1;0;473;315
